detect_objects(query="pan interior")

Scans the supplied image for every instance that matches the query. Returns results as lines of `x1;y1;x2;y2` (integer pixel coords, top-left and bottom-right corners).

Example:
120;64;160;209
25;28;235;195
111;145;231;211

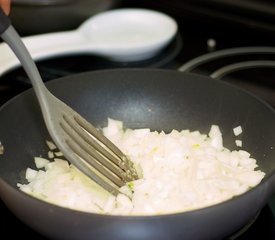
0;69;275;187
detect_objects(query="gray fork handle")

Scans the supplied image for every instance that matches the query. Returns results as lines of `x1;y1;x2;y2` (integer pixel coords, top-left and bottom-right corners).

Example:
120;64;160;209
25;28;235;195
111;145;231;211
0;8;50;114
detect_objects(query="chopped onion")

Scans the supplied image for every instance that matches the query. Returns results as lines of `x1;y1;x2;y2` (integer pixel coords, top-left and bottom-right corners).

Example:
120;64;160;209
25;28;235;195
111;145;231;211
235;140;242;147
35;157;50;169
233;126;243;136
18;119;265;216
46;140;57;150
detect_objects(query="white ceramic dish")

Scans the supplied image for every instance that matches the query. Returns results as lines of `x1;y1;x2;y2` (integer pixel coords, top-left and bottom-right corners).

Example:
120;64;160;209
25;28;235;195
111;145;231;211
0;8;178;76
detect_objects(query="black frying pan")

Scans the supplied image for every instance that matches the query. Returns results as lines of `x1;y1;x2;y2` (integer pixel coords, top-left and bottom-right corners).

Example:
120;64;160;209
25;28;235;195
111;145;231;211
0;69;275;240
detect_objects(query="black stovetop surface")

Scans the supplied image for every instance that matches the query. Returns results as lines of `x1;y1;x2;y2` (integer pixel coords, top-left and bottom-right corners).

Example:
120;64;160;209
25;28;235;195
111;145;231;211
1;0;275;238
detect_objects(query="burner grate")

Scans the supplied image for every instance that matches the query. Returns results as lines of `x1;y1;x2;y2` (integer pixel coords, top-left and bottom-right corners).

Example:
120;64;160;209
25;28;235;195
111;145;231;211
179;46;275;108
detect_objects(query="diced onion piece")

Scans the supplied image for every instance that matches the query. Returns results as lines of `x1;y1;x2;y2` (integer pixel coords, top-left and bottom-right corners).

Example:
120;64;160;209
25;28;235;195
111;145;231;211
46;140;57;150
209;125;223;150
233;126;242;136
25;168;38;182
48;151;54;159
54;151;64;157
235;140;242;147
35;157;50;169
103;118;123;136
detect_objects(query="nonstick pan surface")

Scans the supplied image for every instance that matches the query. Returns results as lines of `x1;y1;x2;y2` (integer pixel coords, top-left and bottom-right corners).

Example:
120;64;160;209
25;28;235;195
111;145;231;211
0;69;275;240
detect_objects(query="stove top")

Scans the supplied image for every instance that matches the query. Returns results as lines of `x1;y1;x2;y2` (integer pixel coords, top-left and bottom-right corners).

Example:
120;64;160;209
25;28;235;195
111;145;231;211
1;0;275;238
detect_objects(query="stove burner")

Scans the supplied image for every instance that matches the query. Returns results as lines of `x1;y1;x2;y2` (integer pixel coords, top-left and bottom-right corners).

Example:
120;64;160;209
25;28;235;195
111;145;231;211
210;60;275;79
178;47;275;107
179;47;275;72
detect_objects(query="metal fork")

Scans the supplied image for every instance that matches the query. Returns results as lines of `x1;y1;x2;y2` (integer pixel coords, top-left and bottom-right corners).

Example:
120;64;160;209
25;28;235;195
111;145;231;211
0;9;139;195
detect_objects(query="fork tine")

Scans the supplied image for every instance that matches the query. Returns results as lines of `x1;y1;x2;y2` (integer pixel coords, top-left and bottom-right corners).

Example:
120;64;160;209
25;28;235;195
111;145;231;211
60;116;126;186
74;115;139;179
63;113;139;181
58;120;123;195
66;115;121;166
66;138;125;187
75;115;125;159
66;139;124;190
62;114;128;180
62;144;121;195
